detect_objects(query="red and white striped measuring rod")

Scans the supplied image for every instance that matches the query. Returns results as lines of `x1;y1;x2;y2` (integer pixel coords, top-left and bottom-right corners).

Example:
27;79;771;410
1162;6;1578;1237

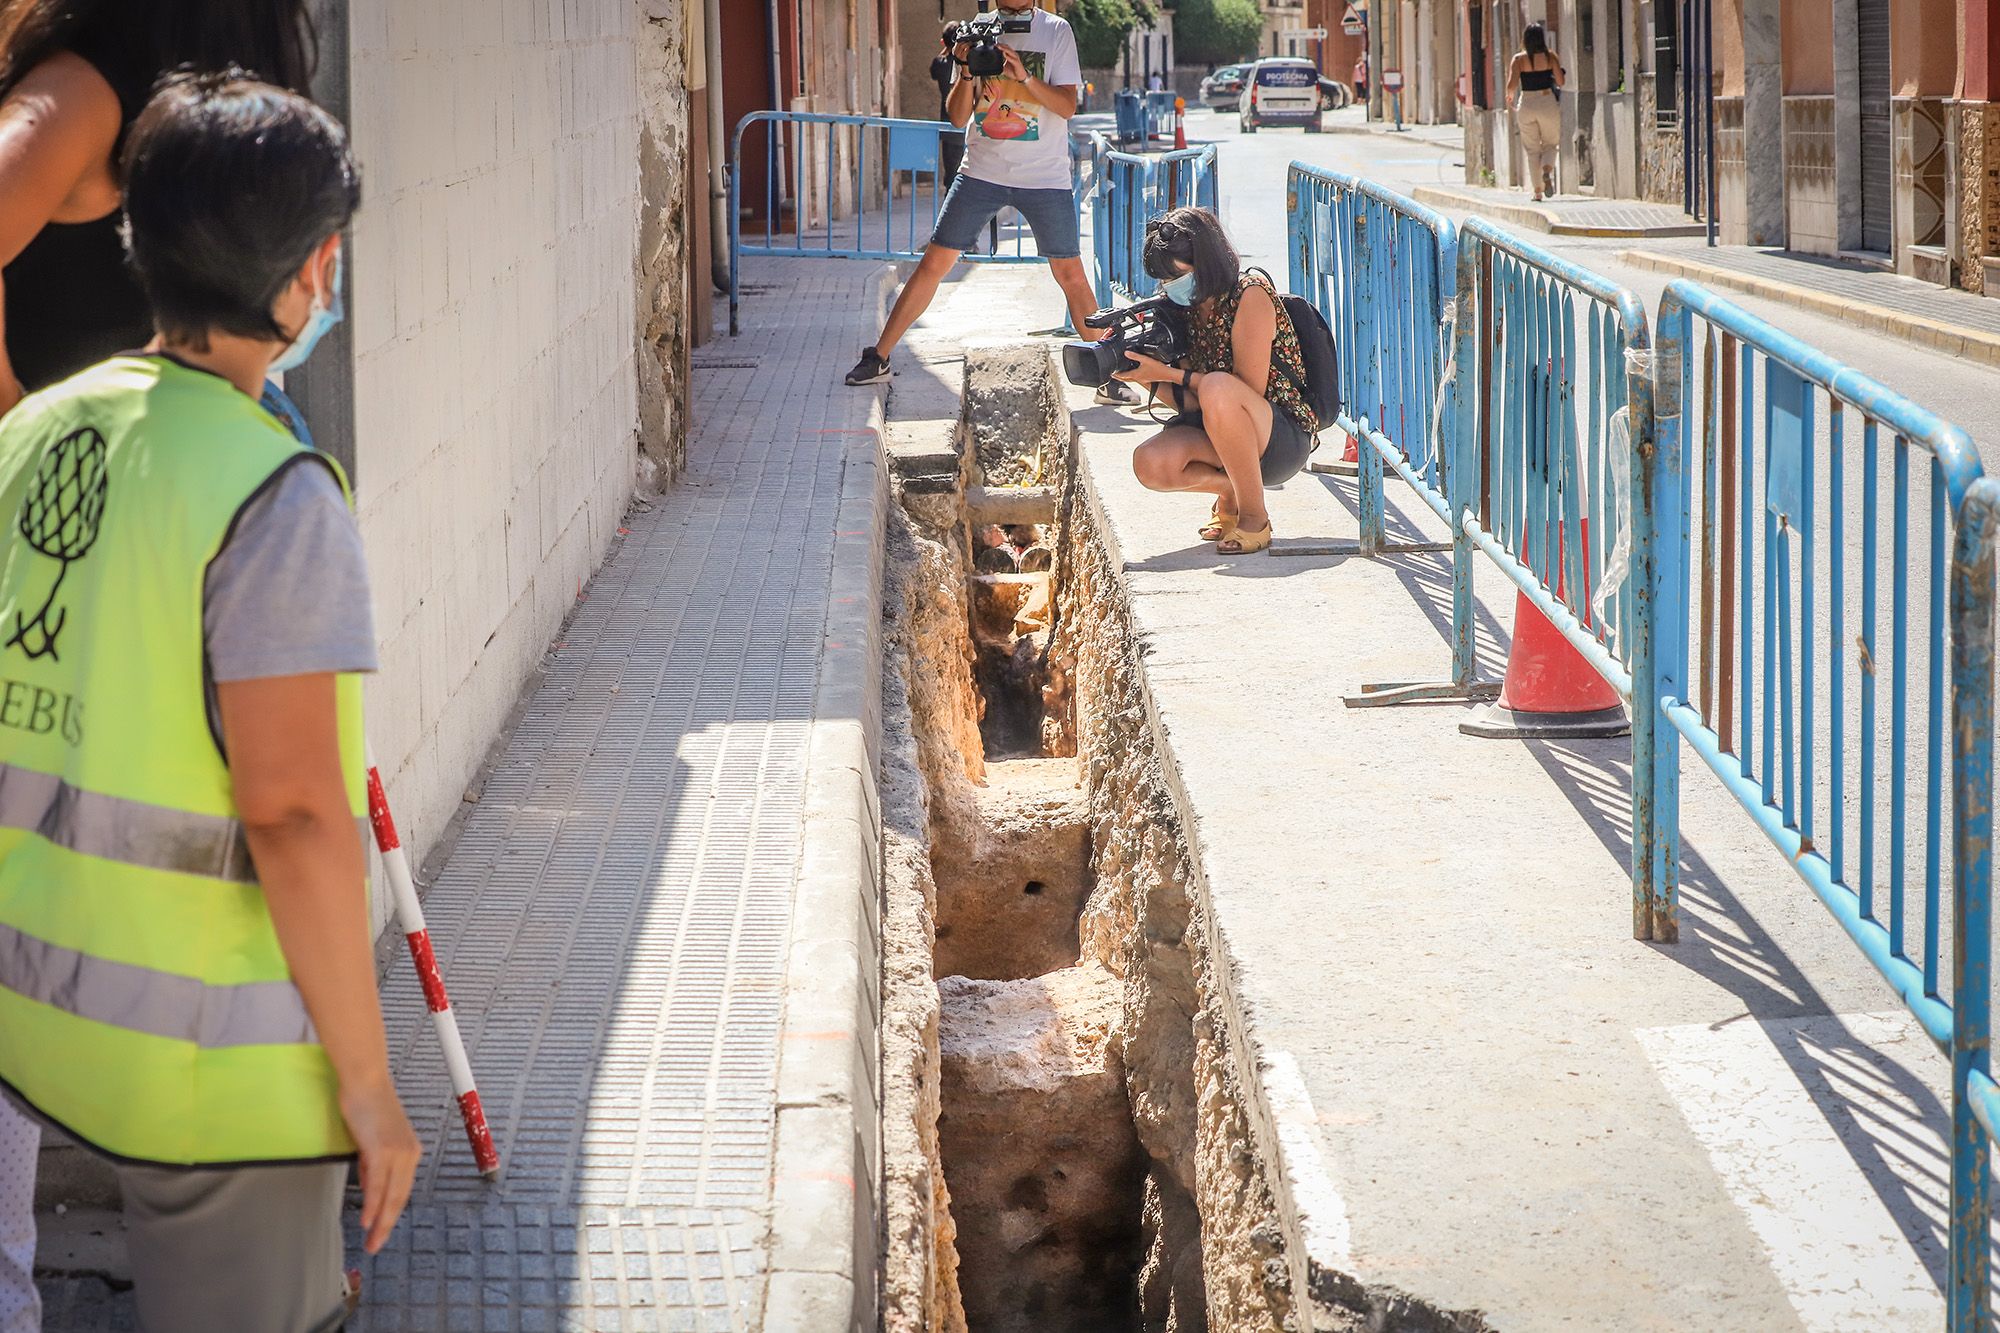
364;746;501;1180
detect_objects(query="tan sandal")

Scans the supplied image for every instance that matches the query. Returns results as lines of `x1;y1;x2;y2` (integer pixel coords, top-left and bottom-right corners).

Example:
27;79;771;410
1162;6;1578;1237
1217;518;1272;554
1198;504;1237;542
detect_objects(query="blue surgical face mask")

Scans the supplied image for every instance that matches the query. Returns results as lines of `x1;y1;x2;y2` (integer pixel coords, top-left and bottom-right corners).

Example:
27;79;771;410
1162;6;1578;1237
271;249;345;374
1162;271;1199;306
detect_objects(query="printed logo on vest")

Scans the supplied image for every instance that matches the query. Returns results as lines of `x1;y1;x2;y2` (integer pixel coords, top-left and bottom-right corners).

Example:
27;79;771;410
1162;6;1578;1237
7;426;109;663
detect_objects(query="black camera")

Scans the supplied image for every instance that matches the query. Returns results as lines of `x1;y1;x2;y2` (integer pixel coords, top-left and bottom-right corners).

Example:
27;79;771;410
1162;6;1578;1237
949;6;1033;79
1062;296;1188;387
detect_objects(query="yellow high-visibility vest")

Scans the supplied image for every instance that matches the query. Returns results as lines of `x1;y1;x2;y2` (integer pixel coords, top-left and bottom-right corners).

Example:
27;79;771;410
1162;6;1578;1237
0;355;366;1165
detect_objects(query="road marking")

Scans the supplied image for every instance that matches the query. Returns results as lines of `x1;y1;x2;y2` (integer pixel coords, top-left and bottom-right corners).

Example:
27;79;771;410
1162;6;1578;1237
1638;1009;1949;1332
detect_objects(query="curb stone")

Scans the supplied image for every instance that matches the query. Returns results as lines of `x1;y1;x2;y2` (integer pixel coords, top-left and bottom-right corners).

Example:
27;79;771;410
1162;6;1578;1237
1413;185;1707;239
760;265;896;1332
1617;248;2000;370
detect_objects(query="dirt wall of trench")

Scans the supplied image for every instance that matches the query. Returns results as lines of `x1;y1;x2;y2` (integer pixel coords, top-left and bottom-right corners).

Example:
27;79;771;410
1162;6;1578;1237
1047;438;1297;1333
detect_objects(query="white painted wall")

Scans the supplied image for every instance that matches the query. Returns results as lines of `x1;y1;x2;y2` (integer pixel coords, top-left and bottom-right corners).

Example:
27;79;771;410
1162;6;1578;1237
345;0;641;912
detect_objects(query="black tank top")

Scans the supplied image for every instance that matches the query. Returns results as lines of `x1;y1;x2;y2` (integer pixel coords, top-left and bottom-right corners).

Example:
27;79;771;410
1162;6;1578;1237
2;20;159;393
1519;63;1557;92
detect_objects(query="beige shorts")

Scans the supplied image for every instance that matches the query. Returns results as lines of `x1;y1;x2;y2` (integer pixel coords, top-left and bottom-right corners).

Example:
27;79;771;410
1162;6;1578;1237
117;1159;349;1333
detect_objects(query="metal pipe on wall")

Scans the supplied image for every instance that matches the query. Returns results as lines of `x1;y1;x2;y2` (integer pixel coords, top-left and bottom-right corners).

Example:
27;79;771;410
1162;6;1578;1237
767;0;788;212
704;0;731;293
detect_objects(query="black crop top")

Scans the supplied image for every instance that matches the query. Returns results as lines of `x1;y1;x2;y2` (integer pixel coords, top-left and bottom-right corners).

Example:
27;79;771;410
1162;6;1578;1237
2;19;160;392
1519;64;1558;92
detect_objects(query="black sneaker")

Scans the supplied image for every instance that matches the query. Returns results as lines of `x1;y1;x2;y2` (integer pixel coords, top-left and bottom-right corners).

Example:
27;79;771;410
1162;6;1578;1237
1094;379;1142;407
844;346;891;385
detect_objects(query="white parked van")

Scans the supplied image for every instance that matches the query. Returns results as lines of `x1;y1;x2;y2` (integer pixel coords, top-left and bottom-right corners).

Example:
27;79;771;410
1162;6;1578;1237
1238;57;1323;133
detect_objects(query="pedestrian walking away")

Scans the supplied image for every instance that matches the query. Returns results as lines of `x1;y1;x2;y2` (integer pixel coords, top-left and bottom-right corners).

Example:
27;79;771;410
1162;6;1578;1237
1506;23;1565;201
1117;207;1322;556
844;0;1136;402
0;72;419;1333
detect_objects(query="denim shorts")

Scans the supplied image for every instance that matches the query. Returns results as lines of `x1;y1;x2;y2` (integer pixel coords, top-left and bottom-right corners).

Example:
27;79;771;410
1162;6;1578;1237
931;172;1081;259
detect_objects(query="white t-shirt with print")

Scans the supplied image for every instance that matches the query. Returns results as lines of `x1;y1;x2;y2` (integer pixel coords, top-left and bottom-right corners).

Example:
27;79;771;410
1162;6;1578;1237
959;6;1082;192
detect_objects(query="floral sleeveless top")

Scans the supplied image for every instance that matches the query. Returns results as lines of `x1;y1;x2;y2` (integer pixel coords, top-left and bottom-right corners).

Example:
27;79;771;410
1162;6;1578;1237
1184;271;1316;435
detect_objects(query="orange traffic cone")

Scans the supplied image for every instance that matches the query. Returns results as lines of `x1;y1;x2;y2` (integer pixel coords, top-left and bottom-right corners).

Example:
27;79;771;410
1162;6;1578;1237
1460;522;1628;739
1174;97;1188;150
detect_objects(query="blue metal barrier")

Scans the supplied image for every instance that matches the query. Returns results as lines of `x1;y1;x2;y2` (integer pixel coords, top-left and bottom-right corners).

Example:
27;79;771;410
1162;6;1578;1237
1144;89;1176;139
728;109;1049;334
1287;165;1458;548
1089;143;1219;307
1457;220;1668;938
1656;281;1992;1324
1950;475;2000;1331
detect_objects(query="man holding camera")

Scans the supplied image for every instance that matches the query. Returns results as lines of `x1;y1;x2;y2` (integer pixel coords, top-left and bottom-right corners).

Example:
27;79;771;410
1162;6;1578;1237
846;0;1133;402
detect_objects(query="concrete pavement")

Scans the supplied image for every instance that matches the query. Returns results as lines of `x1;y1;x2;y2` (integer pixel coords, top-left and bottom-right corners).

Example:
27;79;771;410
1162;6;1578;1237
37;257;892;1333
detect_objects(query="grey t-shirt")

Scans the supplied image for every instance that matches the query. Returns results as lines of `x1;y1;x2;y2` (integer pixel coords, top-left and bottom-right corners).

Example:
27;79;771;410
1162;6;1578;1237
202;457;377;730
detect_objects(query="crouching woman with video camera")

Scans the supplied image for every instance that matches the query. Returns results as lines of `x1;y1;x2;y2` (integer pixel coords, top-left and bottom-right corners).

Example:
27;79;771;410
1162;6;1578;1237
1114;208;1318;555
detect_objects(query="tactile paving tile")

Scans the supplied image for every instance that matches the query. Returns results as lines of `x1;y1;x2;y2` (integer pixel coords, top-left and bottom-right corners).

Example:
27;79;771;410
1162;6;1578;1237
37;258;886;1331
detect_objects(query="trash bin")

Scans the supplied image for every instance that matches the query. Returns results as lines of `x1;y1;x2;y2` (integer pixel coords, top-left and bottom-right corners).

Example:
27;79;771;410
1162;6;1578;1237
1113;89;1143;144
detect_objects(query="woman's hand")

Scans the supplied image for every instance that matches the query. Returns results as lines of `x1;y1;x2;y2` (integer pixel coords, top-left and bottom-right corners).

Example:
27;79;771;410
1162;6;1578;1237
341;1076;422;1254
1113;351;1177;384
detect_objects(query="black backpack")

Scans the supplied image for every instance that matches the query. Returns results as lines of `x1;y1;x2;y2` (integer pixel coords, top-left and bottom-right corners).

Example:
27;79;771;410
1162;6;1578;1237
1247;269;1342;436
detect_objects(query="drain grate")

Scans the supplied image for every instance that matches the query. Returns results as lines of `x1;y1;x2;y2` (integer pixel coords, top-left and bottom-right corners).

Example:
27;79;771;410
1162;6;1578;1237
693;359;761;370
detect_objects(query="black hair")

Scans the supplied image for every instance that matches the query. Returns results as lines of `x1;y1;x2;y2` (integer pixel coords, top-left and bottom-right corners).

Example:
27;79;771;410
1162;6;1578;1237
1522;22;1550;57
1142;207;1240;304
120;70;359;347
0;0;316;103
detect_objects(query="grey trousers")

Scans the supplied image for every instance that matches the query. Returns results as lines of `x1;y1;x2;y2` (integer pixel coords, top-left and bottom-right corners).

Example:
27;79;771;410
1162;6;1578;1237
118;1160;349;1333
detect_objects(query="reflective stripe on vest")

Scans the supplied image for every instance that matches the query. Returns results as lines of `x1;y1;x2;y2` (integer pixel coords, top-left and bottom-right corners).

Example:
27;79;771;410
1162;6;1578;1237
0;920;314;1047
0;763;370;885
0;763;255;881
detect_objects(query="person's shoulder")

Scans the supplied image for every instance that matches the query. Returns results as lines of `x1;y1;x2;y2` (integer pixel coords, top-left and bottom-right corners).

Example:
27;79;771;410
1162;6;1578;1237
3;48;122;137
1035;7;1074;35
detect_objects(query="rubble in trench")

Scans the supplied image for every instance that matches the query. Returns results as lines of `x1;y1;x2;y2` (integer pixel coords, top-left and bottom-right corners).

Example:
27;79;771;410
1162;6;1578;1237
874;344;1297;1333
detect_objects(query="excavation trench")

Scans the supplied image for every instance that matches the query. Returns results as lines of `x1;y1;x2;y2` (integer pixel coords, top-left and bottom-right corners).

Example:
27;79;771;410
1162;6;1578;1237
877;346;1297;1333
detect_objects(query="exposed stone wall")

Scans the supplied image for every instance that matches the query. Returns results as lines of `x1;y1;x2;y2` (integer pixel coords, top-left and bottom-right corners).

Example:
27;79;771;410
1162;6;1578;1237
638;0;693;490
348;0;642;890
1637;77;1684;205
1956;101;2000;293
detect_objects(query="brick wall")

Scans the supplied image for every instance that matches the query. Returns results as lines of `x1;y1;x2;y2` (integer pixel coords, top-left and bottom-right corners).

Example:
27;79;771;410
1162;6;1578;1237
347;0;642;914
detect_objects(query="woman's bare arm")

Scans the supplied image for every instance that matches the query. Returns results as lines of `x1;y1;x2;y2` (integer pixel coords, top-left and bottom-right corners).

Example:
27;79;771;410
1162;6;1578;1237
220;673;421;1252
0;52;122;414
1229;284;1279;396
1505;53;1522;101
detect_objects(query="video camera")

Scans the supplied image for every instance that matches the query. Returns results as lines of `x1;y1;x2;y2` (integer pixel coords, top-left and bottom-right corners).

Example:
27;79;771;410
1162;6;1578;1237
1061;296;1188;387
948;3;1033;79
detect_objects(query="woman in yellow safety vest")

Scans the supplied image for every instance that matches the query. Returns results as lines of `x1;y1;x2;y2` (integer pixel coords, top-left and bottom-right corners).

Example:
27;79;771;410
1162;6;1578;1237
0;71;418;1333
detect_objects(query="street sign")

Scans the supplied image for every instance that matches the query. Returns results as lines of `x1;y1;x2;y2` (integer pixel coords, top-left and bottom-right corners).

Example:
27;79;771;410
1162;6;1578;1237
1342;18;1366;34
1382;69;1405;90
